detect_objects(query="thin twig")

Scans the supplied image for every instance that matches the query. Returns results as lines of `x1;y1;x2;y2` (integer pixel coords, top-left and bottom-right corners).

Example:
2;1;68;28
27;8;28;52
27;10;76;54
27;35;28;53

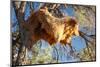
53;46;59;63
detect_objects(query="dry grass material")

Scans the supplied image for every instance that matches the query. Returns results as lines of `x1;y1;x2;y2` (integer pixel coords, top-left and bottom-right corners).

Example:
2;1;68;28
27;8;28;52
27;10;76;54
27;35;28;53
23;7;79;49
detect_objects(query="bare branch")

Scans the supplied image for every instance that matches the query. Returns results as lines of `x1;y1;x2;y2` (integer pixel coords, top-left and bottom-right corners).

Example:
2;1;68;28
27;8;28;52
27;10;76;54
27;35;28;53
53;46;59;62
12;1;21;11
79;31;93;59
79;31;95;44
28;2;34;14
19;2;26;13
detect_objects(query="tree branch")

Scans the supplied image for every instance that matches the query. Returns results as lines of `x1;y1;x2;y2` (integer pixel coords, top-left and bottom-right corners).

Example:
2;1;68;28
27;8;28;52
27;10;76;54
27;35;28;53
12;1;27;65
53;46;59;63
79;31;94;59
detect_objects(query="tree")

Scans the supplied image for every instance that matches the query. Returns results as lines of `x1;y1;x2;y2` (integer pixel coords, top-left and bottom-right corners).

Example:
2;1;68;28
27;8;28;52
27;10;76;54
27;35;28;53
11;1;96;66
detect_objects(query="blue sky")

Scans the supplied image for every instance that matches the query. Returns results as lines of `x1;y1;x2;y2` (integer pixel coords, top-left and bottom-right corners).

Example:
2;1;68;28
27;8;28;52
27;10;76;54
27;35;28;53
11;2;94;62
